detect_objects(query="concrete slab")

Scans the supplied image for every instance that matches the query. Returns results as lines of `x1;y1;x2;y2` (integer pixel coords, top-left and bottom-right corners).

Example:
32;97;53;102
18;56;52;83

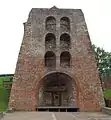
1;112;111;120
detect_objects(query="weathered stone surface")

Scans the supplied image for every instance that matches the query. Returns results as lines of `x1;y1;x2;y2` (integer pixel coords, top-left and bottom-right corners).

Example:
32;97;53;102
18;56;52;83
9;6;105;111
102;107;111;115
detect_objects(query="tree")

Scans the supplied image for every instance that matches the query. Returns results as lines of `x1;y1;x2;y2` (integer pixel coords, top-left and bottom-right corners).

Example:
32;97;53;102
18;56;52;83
92;44;111;76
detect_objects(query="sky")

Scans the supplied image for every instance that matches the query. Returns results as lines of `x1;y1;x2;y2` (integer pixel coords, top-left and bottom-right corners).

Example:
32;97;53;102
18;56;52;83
0;0;111;74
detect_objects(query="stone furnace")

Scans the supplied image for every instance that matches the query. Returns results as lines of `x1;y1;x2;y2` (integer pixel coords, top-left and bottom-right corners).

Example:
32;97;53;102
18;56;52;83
9;6;105;111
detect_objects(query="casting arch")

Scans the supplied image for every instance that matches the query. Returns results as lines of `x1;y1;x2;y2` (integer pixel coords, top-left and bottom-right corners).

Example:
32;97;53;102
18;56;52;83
37;72;78;107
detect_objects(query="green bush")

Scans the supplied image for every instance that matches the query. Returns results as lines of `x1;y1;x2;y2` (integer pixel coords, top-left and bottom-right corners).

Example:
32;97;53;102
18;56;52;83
0;102;8;112
0;75;13;111
104;90;111;99
0;87;9;111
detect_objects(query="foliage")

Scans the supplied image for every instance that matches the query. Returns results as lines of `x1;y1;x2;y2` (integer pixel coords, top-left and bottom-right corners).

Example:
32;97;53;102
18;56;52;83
0;75;13;111
104;90;111;99
0;87;9;111
92;44;111;76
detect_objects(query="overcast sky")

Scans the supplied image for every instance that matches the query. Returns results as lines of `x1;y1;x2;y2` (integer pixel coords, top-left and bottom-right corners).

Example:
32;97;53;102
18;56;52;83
0;0;111;74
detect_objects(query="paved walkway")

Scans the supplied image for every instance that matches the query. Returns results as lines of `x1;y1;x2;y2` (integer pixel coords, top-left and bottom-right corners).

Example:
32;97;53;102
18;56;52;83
1;112;111;120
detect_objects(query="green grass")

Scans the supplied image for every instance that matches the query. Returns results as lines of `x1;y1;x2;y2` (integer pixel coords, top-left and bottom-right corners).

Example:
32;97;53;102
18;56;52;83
104;90;111;99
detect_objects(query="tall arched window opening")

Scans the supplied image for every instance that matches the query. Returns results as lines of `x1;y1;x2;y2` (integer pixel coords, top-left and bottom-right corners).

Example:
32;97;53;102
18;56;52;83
45;33;56;50
46;16;56;31
45;51;56;68
60;17;70;32
60;51;71;68
60;33;71;49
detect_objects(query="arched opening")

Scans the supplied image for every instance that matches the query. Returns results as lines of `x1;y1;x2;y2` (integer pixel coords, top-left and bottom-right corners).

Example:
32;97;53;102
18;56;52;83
38;72;76;107
44;51;56;68
45;33;56;50
60;33;71;49
46;16;56;31
60;17;70;32
60;51;71;68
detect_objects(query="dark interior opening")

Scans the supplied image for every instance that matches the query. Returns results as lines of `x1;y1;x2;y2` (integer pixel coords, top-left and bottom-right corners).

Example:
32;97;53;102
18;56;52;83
37;72;78;112
60;108;66;112
36;107;79;112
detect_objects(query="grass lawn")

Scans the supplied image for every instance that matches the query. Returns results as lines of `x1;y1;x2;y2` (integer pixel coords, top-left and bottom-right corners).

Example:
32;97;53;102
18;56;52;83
104;90;111;99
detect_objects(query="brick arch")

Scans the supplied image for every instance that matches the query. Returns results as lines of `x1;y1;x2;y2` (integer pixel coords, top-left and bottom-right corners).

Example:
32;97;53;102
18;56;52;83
36;72;79;108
